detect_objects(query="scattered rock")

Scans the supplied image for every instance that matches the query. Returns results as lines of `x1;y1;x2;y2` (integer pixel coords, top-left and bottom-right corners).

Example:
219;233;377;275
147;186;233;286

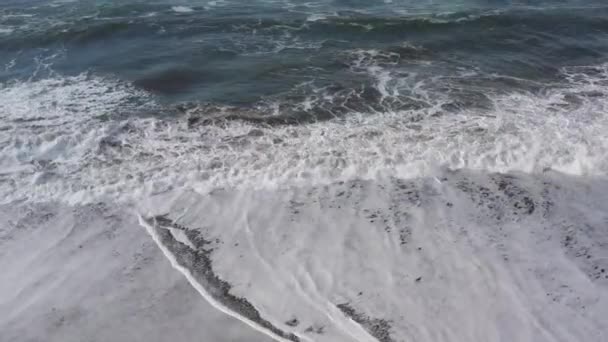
305;325;325;334
336;303;394;342
285;318;299;327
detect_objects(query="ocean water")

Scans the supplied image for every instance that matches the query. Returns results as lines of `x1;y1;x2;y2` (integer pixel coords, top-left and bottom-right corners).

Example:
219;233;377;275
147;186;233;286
1;1;608;342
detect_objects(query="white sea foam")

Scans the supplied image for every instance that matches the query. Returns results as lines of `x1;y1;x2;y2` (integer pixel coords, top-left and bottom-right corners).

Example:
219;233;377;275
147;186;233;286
172;6;195;13
1;63;607;204
0;27;14;35
4;59;16;71
306;13;328;22
1;14;35;18
207;0;227;7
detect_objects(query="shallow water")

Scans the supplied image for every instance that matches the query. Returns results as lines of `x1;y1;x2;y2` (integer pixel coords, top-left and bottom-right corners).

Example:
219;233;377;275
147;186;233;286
1;1;607;342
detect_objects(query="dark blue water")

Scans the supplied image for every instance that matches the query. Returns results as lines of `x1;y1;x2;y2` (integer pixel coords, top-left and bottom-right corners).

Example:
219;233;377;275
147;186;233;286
2;0;608;114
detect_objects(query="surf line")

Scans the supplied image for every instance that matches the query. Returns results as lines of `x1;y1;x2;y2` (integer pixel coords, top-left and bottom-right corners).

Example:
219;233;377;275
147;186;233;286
138;214;312;342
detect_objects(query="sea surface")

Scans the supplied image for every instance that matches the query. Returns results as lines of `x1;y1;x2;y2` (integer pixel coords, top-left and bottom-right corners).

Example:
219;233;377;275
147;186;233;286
1;1;608;342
